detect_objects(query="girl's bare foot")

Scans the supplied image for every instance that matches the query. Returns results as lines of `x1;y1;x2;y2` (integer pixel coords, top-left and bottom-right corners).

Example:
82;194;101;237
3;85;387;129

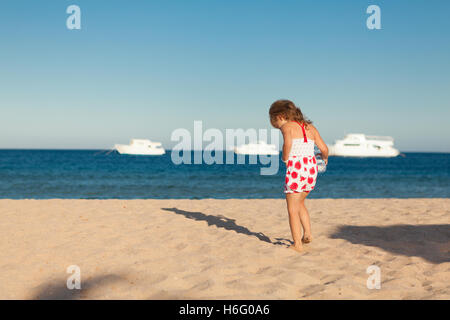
287;243;303;253
302;235;313;244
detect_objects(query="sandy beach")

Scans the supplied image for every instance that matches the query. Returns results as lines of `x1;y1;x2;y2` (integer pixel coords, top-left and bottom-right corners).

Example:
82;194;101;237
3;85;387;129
0;198;448;299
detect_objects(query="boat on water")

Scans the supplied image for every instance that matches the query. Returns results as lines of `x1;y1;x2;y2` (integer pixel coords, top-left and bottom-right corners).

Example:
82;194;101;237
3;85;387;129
327;134;400;157
114;139;165;155
234;141;279;155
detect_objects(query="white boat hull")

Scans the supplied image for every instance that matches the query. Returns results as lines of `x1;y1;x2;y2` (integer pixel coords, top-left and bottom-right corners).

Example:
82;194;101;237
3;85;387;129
234;149;279;155
234;141;279;155
327;133;400;157
115;144;165;155
328;145;399;157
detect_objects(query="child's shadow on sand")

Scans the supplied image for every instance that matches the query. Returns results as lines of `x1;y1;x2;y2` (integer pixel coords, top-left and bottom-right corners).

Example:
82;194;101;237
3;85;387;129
330;224;450;264
161;207;290;246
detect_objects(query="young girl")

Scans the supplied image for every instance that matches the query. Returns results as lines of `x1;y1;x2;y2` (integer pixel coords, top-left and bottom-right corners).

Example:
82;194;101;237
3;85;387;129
269;100;329;253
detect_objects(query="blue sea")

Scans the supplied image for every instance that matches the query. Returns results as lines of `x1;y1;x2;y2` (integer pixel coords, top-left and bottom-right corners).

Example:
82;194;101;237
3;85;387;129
0;150;448;199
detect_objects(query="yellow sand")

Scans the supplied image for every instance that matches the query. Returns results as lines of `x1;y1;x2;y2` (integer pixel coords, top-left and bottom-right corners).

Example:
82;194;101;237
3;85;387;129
0;199;448;299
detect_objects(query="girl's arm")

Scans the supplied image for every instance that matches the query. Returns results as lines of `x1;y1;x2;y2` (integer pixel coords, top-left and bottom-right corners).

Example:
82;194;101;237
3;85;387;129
280;124;292;162
311;125;329;164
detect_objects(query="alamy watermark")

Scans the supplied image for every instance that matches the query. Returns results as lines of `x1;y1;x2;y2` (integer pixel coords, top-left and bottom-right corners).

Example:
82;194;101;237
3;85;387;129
171;121;280;175
366;5;381;30
366;265;381;289
65;4;382;31
66;265;81;290
66;5;81;30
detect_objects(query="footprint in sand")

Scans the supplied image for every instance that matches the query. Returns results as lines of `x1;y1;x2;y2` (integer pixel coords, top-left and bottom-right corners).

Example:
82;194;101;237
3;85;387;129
320;274;344;285
255;266;272;275
189;279;214;291
300;284;326;298
287;245;313;254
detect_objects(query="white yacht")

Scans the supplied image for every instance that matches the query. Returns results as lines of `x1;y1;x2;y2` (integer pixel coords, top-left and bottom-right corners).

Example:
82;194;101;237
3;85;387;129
234;141;279;155
328;134;400;157
114;139;165;155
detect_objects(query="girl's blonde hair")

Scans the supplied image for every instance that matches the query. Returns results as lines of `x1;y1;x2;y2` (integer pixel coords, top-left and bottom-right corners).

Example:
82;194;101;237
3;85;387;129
269;99;312;126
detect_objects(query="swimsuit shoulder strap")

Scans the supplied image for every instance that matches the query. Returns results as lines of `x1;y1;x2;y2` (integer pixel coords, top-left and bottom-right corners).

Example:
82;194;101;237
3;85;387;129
295;121;308;143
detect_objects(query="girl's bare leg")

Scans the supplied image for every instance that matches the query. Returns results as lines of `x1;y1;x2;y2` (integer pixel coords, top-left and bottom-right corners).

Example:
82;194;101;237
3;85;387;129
285;193;304;252
298;194;312;242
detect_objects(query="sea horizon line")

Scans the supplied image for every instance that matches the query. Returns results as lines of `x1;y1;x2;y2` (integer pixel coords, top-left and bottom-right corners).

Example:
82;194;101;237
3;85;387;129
0;148;448;154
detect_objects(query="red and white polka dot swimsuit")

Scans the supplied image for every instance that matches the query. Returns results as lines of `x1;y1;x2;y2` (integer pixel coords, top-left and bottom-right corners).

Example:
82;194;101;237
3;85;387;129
284;121;318;194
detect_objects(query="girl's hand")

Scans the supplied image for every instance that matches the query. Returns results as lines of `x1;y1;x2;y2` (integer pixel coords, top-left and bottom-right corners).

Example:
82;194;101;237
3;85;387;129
316;153;328;165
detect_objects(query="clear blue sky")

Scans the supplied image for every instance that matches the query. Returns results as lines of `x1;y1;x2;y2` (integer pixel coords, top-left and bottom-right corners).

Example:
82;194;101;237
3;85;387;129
0;0;449;152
